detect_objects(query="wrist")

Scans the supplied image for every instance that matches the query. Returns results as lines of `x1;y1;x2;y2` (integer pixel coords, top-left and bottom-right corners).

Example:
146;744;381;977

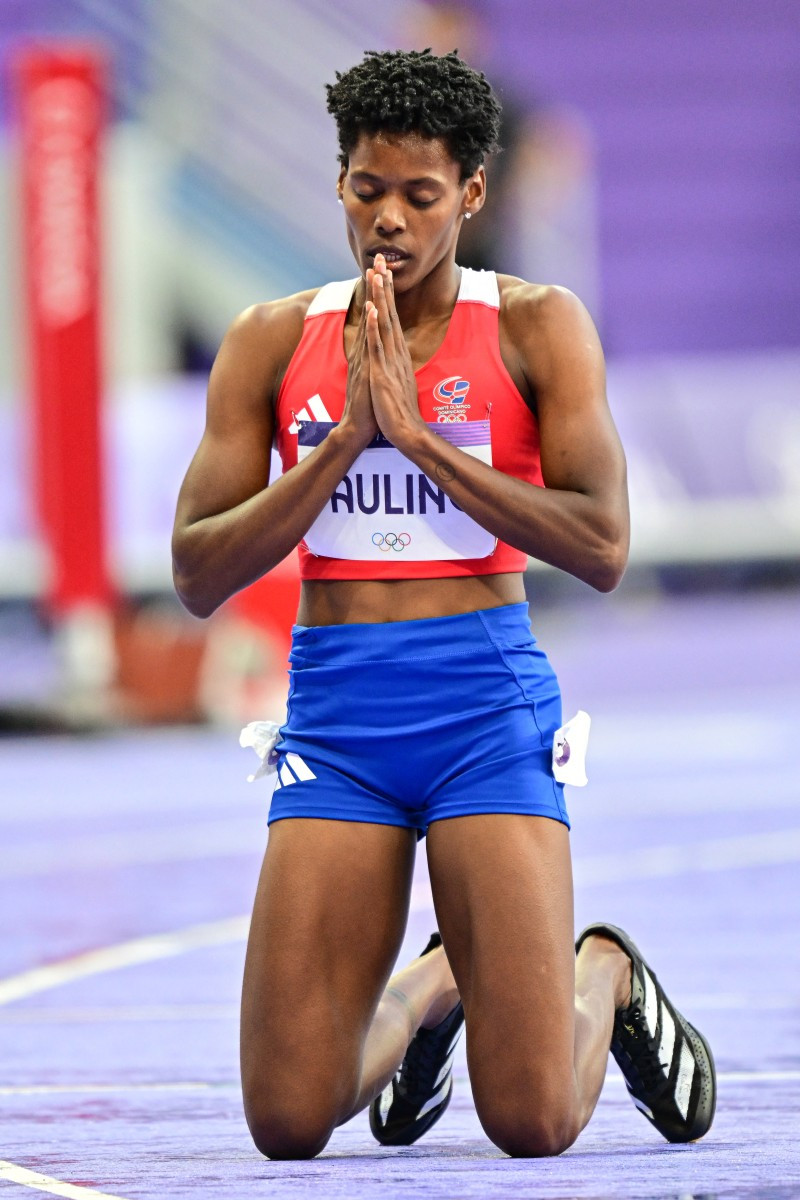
326;418;374;457
392;419;439;463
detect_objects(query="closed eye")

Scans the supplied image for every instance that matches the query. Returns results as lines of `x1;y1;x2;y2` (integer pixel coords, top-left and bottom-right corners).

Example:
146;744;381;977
351;189;438;208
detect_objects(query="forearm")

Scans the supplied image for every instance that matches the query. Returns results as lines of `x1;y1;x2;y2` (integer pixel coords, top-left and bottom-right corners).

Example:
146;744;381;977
403;428;629;591
173;426;365;617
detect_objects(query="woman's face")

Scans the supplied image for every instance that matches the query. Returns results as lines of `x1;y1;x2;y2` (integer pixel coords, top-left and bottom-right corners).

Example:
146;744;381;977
337;130;483;293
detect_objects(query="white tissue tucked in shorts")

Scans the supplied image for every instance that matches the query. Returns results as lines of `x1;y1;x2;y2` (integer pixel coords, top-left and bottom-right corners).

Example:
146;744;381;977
552;710;591;786
239;720;282;782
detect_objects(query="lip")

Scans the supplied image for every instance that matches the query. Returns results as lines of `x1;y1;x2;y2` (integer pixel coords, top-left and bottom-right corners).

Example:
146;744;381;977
366;245;411;266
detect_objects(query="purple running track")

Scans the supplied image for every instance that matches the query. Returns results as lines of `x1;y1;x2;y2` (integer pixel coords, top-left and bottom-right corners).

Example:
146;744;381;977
1;590;799;1198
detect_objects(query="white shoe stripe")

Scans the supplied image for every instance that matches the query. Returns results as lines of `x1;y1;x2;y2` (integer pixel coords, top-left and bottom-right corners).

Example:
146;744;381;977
434;1049;456;1089
285;753;316;782
631;1093;654;1119
418;1077;451;1120
658;1004;676;1077
378;1081;394;1122
674;1040;695;1120
643;967;659;1036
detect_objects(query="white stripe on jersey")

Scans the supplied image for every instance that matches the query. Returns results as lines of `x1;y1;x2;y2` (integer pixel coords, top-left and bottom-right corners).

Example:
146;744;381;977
288;393;333;435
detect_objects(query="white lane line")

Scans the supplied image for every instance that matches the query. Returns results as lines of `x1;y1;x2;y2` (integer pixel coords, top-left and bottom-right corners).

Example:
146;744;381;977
0;992;795;1025
0;1082;216;1096
4;820;799;883
0;828;796;1010
0;1004;239;1024
0;1160;126;1200
575;827;800;887
0;820;262;879
1;1070;798;1100
604;1069;800;1086
0;916;249;1007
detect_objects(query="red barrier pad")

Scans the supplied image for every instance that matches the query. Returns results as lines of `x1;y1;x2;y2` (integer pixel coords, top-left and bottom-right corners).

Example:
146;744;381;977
14;46;112;614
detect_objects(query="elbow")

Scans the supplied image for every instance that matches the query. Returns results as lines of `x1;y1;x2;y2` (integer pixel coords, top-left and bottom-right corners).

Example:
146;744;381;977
174;578;217;620
586;537;628;593
172;560;220;620
171;527;225;619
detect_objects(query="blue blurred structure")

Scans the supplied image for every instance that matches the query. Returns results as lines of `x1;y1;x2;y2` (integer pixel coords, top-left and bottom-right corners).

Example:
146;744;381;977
3;0;797;354
0;0;797;615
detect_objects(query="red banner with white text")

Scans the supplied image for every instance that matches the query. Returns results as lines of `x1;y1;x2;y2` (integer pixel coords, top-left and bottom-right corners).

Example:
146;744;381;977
14;46;112;614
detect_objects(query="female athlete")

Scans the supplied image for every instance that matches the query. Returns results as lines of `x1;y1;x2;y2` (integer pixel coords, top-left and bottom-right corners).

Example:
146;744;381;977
172;49;715;1160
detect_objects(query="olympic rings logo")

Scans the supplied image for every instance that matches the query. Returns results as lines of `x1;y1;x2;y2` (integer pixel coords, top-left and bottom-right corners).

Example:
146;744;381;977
436;413;468;423
372;532;412;552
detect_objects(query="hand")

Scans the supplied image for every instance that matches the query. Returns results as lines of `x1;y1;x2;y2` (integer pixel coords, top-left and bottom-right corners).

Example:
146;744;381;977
365;256;425;450
340;269;379;448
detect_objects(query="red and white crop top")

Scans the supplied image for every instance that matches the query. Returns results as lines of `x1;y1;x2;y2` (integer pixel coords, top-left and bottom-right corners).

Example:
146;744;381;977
275;268;544;580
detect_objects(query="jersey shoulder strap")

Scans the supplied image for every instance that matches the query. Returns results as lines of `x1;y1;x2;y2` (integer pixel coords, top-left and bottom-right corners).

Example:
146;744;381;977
457;268;500;308
305;278;359;318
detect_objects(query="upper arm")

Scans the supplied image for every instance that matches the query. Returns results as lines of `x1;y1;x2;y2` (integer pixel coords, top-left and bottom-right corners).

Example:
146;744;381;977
508;283;627;507
173;297;307;536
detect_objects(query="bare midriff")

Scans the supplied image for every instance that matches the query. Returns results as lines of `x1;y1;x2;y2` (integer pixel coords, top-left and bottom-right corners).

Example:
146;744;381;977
296;571;526;627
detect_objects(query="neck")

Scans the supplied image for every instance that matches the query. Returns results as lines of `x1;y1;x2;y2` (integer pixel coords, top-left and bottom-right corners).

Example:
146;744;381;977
353;256;461;330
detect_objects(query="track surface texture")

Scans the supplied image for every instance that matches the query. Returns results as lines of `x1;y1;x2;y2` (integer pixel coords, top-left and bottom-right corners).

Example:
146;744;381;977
2;590;799;1199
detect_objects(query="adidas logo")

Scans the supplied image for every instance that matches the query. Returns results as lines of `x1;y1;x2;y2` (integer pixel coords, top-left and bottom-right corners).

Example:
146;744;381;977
288;394;332;435
273;753;317;790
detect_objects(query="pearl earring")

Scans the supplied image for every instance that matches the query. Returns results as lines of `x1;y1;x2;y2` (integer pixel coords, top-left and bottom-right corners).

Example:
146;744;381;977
463;212;472;220
337;195;343;205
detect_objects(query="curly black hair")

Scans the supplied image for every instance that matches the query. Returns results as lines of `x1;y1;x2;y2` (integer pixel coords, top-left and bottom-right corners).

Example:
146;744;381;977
326;49;502;182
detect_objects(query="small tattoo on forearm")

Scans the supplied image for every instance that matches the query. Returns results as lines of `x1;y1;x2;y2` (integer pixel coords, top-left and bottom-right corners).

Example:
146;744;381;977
435;462;456;482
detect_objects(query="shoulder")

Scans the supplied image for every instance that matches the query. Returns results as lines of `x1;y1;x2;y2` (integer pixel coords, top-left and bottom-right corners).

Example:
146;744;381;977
223;287;319;358
209;287;322;401
497;275;598;340
496;275;604;385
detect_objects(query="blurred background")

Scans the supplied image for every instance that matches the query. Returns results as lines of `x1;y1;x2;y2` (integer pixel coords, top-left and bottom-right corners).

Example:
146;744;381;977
1;5;799;1191
0;0;798;726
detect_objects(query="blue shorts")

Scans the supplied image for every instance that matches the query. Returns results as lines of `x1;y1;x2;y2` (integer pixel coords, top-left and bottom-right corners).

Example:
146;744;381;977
269;602;569;836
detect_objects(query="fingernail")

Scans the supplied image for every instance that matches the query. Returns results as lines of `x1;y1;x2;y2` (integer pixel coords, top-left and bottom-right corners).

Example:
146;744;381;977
375;274;384;288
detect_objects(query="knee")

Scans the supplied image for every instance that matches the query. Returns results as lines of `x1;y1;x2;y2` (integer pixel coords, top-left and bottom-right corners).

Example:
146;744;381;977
478;1103;580;1159
244;1095;335;1161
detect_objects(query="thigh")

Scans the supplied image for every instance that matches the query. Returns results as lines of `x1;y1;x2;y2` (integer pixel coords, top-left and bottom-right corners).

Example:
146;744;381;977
427;814;577;1142
241;817;416;1121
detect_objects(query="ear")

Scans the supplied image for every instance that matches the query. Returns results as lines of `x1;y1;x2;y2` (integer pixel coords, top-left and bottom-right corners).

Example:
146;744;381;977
462;166;486;219
336;164;347;201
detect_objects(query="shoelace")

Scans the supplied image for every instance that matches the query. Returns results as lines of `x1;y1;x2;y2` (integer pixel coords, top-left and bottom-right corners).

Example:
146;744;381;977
620;1006;670;1093
398;1030;443;1097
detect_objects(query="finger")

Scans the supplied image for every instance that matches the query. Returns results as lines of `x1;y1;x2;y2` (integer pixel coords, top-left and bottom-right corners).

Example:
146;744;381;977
382;267;406;355
359;270;373;331
365;301;386;362
371;272;395;354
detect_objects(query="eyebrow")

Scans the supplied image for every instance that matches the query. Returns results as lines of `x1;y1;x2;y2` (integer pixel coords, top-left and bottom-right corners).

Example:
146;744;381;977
349;171;443;187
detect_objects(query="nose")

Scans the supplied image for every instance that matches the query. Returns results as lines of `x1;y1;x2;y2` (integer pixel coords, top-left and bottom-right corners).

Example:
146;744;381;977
374;195;406;237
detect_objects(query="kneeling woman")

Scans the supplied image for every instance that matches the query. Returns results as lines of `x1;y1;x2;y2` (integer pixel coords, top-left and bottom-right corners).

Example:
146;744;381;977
172;48;716;1159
